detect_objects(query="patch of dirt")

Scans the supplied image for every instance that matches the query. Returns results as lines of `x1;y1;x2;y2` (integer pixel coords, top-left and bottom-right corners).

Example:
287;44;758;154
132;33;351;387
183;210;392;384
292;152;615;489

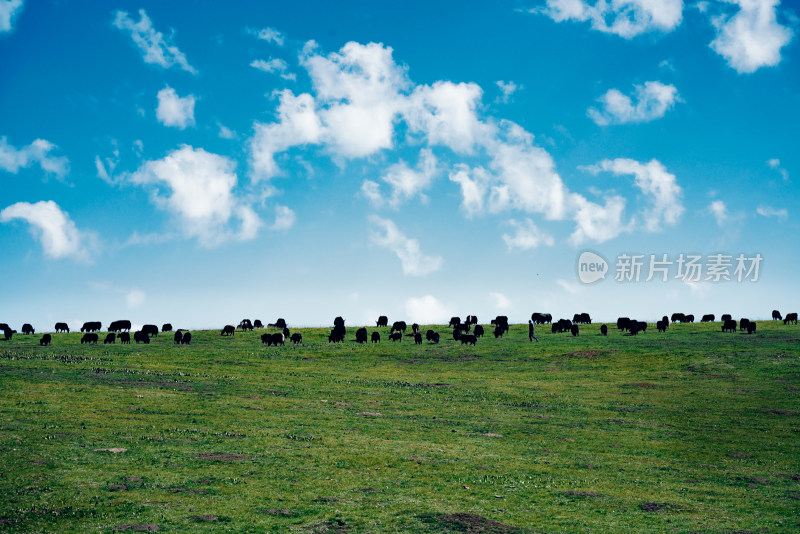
563;350;606;359
640;502;670;512
419;512;529;533
728;453;752;458
108;484;127;492
357;411;383;417
125;477;142;482
95;447;128;453
262;509;295;516
196;452;252;462
765;409;797;416
248;405;264;410
305;518;349;533
484;433;503;438
564;491;600;497
334;402;350;406
114;525;160;532
189;515;217;522
312;497;337;503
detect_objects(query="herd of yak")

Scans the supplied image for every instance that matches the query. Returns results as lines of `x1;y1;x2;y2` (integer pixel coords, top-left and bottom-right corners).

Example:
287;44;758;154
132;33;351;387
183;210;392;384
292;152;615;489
0;310;797;347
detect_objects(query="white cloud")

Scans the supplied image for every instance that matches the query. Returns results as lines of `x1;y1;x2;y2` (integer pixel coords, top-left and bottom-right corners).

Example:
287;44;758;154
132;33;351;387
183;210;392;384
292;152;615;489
360;180;384;207
486;121;568;220
271;205;296;230
569;193;630;244
708;199;728;226
537;0;684;38
250;90;324;181
0;0;23;33
489;291;513;310
588;81;680;125
0;200;93;261
496;80;520;103
0;136;69;178
767;157;789;181
128;145;262;247
404;81;492;153
368;215;442;276
248;26;285;46
502;218;555;250
379;148;438;207
449;165;490;218
250;58;296;80
710;0;794;73
556;278;582;296
405;295;454;324
756;205;788;219
126;289;146;309
156;86;196;129
585;158;684;231
112;9;196;74
217;123;237;140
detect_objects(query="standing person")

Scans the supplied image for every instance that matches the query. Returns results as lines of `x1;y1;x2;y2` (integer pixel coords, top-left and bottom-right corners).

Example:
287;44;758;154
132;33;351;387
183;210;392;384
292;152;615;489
529;320;538;342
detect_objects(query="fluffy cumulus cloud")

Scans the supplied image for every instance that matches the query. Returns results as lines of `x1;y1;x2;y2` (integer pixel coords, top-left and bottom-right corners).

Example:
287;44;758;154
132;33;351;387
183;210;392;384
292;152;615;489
247;26;285;46
156;86;196;129
708;199;728;226
496;80;520;103
489;291;513;310
449;165;490;218
128;145;261;247
0;136;69;178
756;205;788;219
366;148;438;207
569;193;629;244
502;218;555;250
0;0;23;33
113;9;196;74
585;158;684;231
271;205;296;230
767;157;790;181
405;295;454;324
368;215;442;276
0;200;92;260
250;58;296;80
588;81;680;125
710;0;794;73
126;288;146;309
537;0;684;38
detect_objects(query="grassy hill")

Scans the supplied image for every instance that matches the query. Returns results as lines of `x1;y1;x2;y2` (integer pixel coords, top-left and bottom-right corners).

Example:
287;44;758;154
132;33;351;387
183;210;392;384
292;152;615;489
1;321;798;532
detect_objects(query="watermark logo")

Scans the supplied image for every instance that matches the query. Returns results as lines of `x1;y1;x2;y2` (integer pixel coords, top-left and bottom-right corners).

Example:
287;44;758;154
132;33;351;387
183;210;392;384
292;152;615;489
577;251;608;284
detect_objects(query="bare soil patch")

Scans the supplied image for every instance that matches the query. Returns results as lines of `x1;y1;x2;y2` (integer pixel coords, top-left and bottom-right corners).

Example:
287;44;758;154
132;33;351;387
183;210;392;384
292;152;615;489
196;452;252;462
305;518;349;533
563;350;606;359
262;508;296;516
419;512;530;533
189;515;218;522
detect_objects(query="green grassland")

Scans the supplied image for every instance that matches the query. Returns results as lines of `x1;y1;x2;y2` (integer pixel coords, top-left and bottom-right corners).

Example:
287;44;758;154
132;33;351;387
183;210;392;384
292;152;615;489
0;321;798;533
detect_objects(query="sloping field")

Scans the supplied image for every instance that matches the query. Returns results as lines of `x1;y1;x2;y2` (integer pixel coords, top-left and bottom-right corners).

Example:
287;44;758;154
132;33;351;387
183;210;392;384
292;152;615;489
1;321;798;532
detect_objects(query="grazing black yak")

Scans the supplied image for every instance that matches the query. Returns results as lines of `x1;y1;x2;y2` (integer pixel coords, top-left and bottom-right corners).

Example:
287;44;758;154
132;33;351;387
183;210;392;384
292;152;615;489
389;332;402;342
109;320;131;332
81;333;99;344
414;333;422;344
81;321;102;332
371;332;380;343
142;324;159;337
747;322;757;334
721;314;732;322
133;331;149;344
333;316;345;328
161;323;173;332
376;316;388;327
617;317;631;331
671;313;685;323
253;319;264;328
570;325;579;336
22;323;34;334
119;332;131;344
238;319;253;331
290;333;302;345
657;320;668;333
174;330;183;344
474;325;485;338
181;332;192;345
784;313;798;325
269;318;287;330
739;318;751;332
431;332;440;344
55;322;69;333
722;320;737;332
448;316;461;327
391;321;407;333
328;330;344;343
772;310;782;321
532;313;552;324
600;324;608;336
459;334;477;345
104;333;116;344
40;334;51;346
412;323;420;334
425;329;435;341
701;314;715;322
221;325;235;336
356;327;368;344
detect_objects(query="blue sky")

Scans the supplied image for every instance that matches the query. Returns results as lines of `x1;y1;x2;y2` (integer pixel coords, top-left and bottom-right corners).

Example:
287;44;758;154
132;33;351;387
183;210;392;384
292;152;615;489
1;0;798;330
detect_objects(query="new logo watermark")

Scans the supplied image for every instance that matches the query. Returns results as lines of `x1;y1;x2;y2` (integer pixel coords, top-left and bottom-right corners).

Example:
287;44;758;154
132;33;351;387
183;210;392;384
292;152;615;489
577;251;608;284
577;252;763;284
